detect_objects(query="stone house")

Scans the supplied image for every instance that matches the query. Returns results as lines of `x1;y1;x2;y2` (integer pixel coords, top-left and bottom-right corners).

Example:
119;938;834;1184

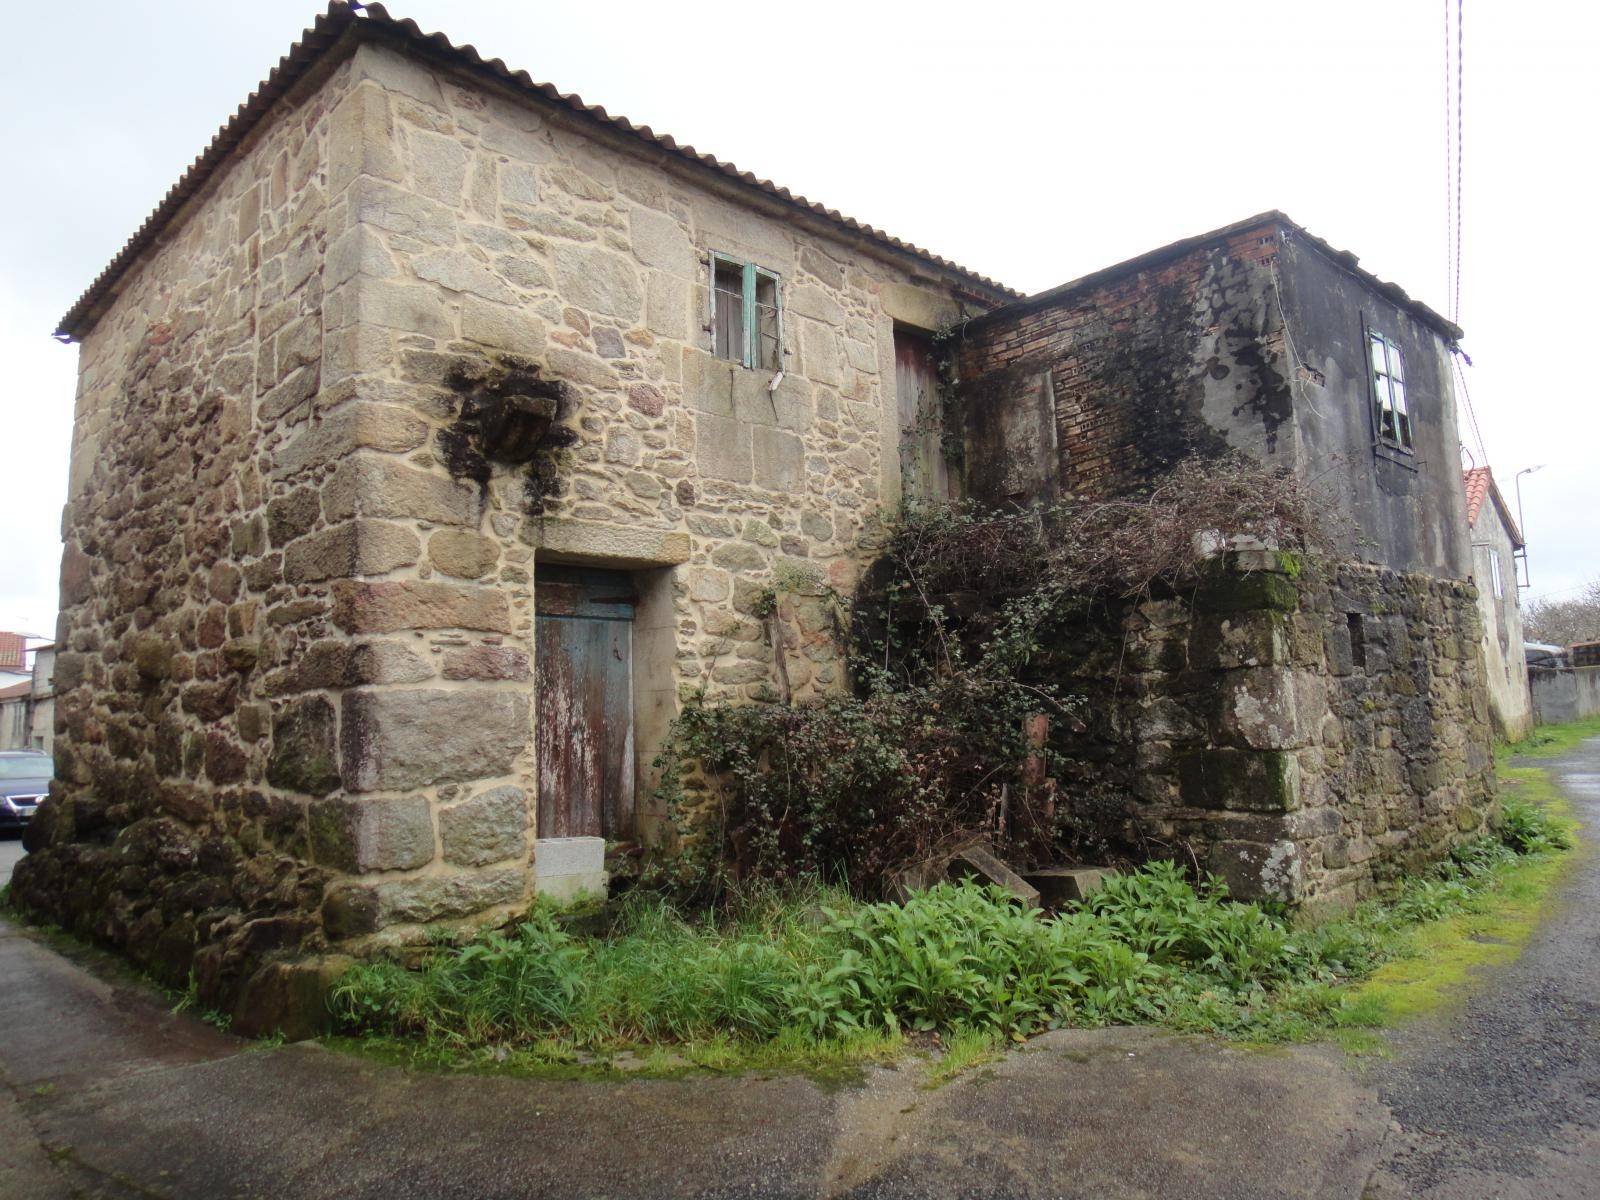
1462;467;1532;740
16;3;1496;1024
943;213;1494;910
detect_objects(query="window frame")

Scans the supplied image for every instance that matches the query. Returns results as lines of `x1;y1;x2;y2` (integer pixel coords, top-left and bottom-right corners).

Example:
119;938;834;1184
709;253;782;371
1366;330;1413;452
1489;548;1504;600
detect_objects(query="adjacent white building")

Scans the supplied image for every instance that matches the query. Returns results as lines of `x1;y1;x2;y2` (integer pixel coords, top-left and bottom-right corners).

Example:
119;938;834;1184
1463;468;1533;740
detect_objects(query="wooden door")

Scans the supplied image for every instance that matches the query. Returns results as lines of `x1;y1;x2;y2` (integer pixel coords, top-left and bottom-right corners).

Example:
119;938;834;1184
895;328;952;501
535;565;635;840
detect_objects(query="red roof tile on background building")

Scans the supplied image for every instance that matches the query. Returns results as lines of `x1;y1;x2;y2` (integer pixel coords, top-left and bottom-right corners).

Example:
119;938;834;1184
0;632;27;672
1462;467;1491;527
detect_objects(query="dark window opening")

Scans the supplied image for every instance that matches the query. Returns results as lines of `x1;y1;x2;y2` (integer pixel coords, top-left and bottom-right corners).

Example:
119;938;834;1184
1347;612;1366;670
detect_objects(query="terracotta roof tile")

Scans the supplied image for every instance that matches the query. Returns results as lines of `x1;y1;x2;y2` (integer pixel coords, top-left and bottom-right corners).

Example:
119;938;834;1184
0;632;26;672
1462;466;1523;547
55;2;1016;340
1462;466;1491;527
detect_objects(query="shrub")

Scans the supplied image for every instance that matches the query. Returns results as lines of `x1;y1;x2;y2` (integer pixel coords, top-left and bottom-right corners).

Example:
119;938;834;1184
655;451;1339;894
1498;794;1573;855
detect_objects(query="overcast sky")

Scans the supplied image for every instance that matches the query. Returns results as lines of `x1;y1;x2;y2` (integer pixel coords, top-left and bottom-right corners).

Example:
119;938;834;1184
2;0;1594;639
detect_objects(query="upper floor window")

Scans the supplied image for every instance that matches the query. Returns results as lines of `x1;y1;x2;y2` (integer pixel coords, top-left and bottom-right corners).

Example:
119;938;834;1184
1489;548;1504;599
711;255;781;371
1368;331;1412;450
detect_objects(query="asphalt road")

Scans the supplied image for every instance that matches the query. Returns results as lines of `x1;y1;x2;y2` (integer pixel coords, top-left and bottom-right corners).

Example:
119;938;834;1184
0;735;1596;1198
1363;743;1600;1198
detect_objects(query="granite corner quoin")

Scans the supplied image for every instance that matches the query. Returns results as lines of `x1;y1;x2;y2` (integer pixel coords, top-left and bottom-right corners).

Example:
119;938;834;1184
18;6;1496;1028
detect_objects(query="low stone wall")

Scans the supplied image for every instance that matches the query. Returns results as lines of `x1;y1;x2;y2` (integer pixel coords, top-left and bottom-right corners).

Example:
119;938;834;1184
1034;555;1494;910
1530;665;1600;726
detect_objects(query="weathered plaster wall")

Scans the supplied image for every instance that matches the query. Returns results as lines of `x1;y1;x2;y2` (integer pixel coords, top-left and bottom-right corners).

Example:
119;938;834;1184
1031;556;1493;909
955;217;1472;584
1273;234;1471;580
958;224;1293;507
1468;506;1532;740
1530;665;1600;726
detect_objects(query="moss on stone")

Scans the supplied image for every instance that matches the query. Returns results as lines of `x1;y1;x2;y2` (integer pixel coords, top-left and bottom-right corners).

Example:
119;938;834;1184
1194;570;1300;615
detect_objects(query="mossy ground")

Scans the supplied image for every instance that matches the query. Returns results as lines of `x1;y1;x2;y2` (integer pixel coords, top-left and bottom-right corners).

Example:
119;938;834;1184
1322;735;1587;1053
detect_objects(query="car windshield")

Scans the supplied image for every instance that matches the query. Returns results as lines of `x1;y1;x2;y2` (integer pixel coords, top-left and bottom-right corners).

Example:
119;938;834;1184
0;757;51;780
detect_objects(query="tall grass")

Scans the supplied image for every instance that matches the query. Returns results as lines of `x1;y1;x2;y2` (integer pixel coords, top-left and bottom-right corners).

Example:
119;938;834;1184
330;798;1572;1061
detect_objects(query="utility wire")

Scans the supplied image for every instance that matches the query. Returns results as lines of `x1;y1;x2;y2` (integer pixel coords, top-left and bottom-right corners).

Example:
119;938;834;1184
1452;0;1464;326
1452;351;1488;468
1443;0;1455;312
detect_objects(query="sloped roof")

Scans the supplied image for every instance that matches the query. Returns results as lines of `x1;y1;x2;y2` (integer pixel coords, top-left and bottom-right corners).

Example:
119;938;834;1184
0;681;31;701
1463;467;1491;525
55;2;1017;341
971;210;1463;342
0;632;25;672
1463;466;1524;547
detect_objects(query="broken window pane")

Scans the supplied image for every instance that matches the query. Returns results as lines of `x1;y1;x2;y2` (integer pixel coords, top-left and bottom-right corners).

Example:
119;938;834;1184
1368;331;1412;450
754;272;780;371
713;259;744;363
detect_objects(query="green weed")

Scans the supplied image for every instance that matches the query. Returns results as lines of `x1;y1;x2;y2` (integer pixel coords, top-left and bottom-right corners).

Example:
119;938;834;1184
331;778;1571;1073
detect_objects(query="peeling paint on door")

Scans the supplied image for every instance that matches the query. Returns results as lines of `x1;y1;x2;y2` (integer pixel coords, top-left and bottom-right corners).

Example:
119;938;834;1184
535;565;635;839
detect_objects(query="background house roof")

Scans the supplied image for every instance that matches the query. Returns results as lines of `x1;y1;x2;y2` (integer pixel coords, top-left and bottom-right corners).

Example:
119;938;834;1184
1463;466;1524;547
54;1;1018;341
964;210;1464;343
0;633;26;673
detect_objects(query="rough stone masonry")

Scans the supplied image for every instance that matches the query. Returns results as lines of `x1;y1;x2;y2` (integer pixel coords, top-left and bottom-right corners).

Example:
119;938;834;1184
15;3;1495;1028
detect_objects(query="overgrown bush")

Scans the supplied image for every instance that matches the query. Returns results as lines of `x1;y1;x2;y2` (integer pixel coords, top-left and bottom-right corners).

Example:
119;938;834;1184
656;452;1337;895
332;810;1567;1059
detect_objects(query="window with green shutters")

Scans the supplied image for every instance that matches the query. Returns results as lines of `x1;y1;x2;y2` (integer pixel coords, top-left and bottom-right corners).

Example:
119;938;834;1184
710;254;781;371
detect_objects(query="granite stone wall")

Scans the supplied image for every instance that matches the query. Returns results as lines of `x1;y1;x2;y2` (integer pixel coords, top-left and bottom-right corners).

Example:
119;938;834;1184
15;55;363;1017
16;32;998;1029
1031;553;1493;909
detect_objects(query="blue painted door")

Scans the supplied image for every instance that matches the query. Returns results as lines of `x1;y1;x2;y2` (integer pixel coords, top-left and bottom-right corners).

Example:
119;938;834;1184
535;566;635;839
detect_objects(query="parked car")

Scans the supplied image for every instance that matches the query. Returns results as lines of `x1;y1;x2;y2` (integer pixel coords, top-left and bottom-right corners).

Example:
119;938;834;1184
0;750;51;834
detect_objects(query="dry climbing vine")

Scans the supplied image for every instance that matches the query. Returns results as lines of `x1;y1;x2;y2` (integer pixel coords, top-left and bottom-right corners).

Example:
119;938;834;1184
654;452;1338;901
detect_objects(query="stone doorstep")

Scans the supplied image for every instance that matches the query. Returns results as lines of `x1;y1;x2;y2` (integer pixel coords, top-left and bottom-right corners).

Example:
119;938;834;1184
534;872;610;904
1022;866;1120;908
534;835;605;877
534;836;609;903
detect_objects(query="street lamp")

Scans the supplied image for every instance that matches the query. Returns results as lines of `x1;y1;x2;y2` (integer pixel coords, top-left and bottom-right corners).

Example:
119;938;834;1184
1514;465;1546;589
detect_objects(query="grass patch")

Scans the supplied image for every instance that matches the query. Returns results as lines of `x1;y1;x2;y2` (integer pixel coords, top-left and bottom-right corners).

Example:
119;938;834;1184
330;783;1575;1074
924;1029;1002;1088
1336;763;1580;1031
1494;714;1600;768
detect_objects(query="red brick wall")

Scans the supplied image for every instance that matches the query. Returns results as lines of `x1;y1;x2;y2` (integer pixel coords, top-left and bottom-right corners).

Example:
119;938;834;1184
958;221;1288;502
